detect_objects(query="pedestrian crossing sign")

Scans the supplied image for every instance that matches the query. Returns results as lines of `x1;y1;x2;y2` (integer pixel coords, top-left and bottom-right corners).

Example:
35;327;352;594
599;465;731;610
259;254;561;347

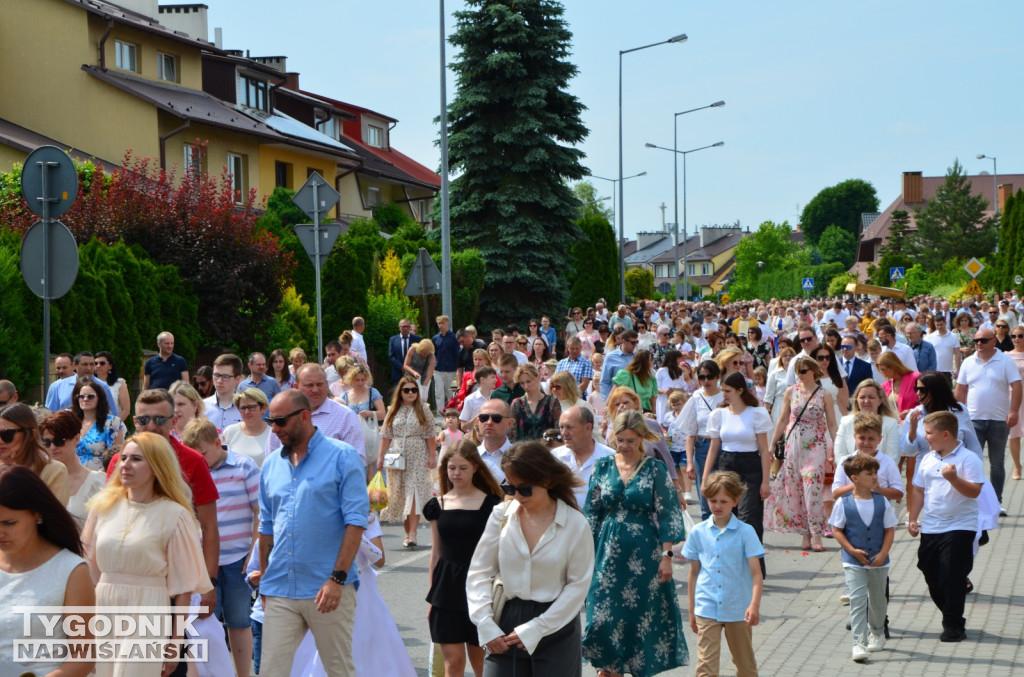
890;267;905;282
802;278;814;290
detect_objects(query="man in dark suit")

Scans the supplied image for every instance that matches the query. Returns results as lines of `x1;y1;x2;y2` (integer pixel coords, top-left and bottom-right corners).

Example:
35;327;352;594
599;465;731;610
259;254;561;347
840;336;872;399
387;318;421;382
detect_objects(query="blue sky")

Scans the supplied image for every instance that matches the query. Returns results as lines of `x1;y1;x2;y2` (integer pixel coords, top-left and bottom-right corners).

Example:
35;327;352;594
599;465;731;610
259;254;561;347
208;1;1023;240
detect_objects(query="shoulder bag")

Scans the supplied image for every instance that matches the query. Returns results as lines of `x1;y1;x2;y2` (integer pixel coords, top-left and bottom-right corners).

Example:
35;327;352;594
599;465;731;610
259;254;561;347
774;385;820;461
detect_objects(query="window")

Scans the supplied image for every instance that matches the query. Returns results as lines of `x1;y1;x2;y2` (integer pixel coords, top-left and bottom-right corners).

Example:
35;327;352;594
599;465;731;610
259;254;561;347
687;264;696;276
157;53;177;82
184;145;201;178
654;265;666;278
701;263;710;275
227;153;245;204
115;40;137;72
366;124;384;148
275;161;291;189
240;76;268;112
367;186;382;207
320;116;338;140
415;199;429;223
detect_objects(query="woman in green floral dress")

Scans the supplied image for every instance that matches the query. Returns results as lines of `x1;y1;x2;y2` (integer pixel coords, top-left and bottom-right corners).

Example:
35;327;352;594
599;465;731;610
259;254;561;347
582;411;687;677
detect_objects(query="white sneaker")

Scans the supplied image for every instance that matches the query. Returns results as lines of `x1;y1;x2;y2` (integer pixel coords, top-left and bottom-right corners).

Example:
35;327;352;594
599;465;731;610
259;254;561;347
683;492;694;504
867;634;885;652
851;644;869;662
839;592;850;605
999;505;1008;517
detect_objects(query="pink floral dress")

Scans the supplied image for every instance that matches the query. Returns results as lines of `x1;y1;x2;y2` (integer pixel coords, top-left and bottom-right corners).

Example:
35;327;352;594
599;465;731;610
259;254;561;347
765;385;829;537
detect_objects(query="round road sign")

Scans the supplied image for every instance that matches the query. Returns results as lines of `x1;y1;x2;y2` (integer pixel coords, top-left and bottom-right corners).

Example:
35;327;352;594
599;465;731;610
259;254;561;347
1015;275;1023;286
20;220;79;299
20;146;79;219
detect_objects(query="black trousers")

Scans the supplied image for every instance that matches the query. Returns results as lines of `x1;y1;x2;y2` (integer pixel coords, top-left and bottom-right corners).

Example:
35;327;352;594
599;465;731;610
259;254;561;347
716;451;766;575
484;599;582;677
917;530;975;632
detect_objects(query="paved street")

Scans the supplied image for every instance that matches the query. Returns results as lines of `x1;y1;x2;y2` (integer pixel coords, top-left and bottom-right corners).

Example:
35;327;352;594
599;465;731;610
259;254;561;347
376;460;1024;676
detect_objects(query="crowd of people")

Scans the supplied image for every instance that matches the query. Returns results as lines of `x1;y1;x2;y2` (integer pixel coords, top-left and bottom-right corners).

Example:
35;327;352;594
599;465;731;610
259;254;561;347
0;290;1016;675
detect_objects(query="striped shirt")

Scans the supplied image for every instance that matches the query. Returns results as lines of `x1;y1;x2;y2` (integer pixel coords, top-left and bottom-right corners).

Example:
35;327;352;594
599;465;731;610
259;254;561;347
210;449;260;565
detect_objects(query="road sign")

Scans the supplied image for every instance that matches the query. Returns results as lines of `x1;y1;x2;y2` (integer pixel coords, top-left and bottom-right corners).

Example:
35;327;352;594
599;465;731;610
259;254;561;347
1016;275;1023;286
802;278;815;290
294;223;343;267
404;248;442;297
21;146;78;218
964;258;985;278
964;279;984;296
292;172;340;221
889;267;905;282
657;282;672;295
20;220;78;299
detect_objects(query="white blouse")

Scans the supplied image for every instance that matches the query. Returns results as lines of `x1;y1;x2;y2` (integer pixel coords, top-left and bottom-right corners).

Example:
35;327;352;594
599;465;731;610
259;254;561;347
678;390;724;437
466;499;595;655
707;406;773;452
834;413;901;463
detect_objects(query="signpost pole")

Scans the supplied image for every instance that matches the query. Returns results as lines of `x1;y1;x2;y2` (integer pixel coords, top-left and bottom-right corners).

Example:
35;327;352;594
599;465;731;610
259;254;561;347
39;160;52;395
420;252;430;330
312;181;323;364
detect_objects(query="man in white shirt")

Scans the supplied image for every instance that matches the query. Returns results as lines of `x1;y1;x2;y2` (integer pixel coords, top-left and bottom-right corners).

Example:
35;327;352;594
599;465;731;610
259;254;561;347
876;326;917;372
786;327;821;386
350;317;368;363
955;328;1022;512
205;353;244;429
822;300;849;327
460;367;497;431
500;335;528;365
552;407;615;507
925;315;960;381
476;399;512;482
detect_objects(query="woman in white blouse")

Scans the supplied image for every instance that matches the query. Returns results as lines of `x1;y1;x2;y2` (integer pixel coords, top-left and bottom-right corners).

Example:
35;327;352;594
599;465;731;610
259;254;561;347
678;360;724;520
466;441;595;677
833;380;900;463
702;371;773;577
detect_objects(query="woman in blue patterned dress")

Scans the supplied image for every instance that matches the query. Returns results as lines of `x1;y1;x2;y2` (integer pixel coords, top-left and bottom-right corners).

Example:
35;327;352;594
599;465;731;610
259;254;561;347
71;379;124;471
582;410;688;677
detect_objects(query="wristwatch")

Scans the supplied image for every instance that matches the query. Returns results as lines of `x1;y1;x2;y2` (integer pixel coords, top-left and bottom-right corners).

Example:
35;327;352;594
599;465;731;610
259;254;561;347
329;569;348;585
662;550;674;559
209;577;219;589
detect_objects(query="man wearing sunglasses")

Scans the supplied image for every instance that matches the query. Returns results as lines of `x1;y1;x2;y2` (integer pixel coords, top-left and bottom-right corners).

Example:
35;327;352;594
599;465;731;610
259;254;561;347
44;351;119;416
785;327;820;386
839;337;872;396
0;380;18;407
476;399;512;482
955;328;1022;516
258;389;368;676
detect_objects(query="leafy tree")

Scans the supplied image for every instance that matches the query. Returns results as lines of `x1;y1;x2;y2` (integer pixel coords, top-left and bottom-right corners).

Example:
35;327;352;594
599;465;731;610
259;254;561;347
447;0;587;326
0;234;42;389
730;221;805;299
257;187;314;309
572;181;613;221
800;179;879;244
827;272;858;297
624;268;654;301
912;159;997;271
568;212;618;310
263;286;316;355
817;224;857;269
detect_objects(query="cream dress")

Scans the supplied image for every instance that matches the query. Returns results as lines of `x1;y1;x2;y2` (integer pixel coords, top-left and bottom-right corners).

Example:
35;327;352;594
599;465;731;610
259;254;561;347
84;497;212;677
380;404;435;522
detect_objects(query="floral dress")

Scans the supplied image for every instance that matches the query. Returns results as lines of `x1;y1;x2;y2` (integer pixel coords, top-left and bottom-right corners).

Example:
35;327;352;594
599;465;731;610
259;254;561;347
77;415;124;470
380;404;436;522
765;385;829;537
510;395;562;441
582;455;688;676
954;329;975;371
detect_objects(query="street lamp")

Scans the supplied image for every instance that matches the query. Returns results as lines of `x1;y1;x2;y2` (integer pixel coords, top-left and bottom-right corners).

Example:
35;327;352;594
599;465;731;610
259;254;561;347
645;140;724;300
581;195;612;218
619;33;688;303
592;171;646;223
977;154;999;217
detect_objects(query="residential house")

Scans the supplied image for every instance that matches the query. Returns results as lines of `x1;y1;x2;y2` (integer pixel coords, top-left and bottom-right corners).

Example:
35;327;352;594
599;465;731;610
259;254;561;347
625;225;746;298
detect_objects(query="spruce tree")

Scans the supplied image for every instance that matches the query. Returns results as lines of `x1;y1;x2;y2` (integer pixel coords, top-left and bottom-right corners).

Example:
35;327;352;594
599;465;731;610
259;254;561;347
447;0;588;326
912;159;996;271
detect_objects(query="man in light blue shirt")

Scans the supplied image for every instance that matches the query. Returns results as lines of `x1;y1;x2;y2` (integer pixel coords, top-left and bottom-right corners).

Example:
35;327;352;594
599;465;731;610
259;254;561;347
600;330;638;398
258;389;368;676
237;351;282;401
44;351;118;416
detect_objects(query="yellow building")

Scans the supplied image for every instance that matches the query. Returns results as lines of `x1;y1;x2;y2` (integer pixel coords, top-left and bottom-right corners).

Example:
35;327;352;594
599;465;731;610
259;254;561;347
627;226;745;298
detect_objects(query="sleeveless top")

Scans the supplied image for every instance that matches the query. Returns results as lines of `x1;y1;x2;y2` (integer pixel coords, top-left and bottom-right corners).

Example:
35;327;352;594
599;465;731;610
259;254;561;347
0;548;86;677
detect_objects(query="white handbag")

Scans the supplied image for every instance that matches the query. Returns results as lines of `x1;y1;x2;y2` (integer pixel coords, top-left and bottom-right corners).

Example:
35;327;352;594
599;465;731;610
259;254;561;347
383;452;405;470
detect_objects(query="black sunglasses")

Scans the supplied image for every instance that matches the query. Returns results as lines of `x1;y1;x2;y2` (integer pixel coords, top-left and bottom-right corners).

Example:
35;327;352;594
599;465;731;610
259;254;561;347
974;337;992;344
401;387;419;394
799;336;815;343
543;432;563;442
697;374;714;381
1012;334;1024;339
194;380;209;387
798;368;812;375
914;386;928;393
41;437;68;448
501;481;534;497
478;413;505;423
0;428;29;443
135;415;173;427
266;409;308;426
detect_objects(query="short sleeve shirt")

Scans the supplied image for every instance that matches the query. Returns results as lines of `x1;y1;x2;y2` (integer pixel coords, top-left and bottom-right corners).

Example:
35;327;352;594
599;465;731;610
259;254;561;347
682;515;765;622
145;353;189;390
912;443;984;533
106;437;219;507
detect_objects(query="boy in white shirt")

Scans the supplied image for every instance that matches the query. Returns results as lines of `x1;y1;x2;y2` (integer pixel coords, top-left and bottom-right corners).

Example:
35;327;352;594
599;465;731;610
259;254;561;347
460;366;498;432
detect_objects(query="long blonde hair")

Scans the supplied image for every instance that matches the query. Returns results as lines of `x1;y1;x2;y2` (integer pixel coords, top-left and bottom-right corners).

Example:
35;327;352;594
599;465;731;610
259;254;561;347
549;370;582;404
86;432;195;521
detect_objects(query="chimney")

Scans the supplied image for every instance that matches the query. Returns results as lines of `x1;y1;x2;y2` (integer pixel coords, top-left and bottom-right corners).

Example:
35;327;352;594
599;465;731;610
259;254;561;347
282;72;300;91
253;56;288;73
157;4;209;42
902;171;923;204
700;224;741;249
998;184;1013;212
636;231;666;251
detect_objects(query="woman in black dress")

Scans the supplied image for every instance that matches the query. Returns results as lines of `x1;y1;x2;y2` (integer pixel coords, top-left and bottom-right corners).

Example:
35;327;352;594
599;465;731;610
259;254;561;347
425;439;504;677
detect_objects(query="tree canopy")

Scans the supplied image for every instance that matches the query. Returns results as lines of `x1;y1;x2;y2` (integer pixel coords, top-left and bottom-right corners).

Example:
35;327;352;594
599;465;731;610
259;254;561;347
800;179;879;245
817;224;857;269
912;158;997;271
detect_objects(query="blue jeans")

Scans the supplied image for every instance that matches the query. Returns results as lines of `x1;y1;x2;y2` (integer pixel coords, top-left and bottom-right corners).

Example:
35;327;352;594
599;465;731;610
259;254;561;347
973;419;1009;502
691;437;711;520
216;556;254;629
251;619;262;674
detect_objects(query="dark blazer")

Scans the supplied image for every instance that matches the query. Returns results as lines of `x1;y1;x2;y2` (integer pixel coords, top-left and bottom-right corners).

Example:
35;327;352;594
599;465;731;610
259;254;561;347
388;333;422;381
842;356;873;396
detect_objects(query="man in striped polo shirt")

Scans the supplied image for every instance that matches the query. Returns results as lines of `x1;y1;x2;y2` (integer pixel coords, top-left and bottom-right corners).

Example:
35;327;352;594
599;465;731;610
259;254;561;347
183;418;260;677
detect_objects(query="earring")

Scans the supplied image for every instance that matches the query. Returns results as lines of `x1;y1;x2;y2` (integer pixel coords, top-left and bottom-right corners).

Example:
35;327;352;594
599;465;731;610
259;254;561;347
37;519;43;526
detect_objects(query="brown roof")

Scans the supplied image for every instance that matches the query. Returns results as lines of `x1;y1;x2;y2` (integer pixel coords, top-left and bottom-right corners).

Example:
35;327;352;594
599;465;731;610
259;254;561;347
64;0;222;53
688;230;744;262
0;117;120;173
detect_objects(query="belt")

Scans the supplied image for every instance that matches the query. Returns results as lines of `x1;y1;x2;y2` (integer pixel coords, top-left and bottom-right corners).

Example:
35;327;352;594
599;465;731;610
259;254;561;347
99;572;165;587
696;435;712;440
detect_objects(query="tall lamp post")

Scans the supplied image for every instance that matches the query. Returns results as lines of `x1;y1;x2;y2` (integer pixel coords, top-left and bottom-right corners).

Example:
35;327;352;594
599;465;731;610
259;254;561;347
592;171;646;224
619;33;688;303
644;140;724;300
438;0;452;318
977;154;999;217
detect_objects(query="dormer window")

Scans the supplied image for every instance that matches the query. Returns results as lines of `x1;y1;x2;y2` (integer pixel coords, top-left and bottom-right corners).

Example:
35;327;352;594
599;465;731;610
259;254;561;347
240;75;269;112
366;124;384;148
115;40;137;72
320;116;338;140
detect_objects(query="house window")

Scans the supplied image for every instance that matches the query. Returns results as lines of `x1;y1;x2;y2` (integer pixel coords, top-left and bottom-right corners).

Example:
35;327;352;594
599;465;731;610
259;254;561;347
240;76;269;112
227;153;245;204
275;161;291;188
157;53;177;82
183;145;202;178
687;264;696;276
701;263;710;275
415;199;429;223
115;40;137;72
320;116;337;140
367;186;382;207
366;125;384;148
654;265;666;278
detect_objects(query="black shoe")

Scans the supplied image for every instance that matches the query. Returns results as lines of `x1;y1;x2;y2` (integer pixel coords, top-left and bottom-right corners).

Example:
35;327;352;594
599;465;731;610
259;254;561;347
846;621;851;631
965;578;974;593
940;629;966;642
884;620;891;639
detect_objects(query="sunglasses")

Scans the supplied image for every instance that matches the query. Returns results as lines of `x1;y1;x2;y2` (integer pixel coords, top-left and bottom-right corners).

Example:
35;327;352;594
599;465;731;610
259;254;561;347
266;409;307;426
401;387;419;394
135;415;174;427
477;413;505;423
95;360;109;367
914;386;928;393
997;325;1009;329
501;481;534;497
0;399;10;407
77;393;97;401
799;336;815;343
543;433;563;443
815;355;831;362
840;345;854;351
0;428;29;443
798;368;812;375
194;380;209;388
697;374;713;381
974;337;992;344
41;436;68;448
238;404;261;413
1012;334;1024;340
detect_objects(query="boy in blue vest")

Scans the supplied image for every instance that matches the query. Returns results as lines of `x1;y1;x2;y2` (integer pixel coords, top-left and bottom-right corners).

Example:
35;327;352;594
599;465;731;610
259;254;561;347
828;453;897;662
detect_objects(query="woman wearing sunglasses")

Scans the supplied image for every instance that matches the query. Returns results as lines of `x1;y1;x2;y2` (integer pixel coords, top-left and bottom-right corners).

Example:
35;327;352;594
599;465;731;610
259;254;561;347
192;365;215;399
901;371;983;470
40;410;105;530
377;377;437;548
94;351;130;420
766;356;837;553
679;360;724;520
1008;329;1024;480
583;410;688;677
993;321;1014;352
810;345;849;426
578;317;601;359
71;379;125;472
467;441;594;676
0;403;69;504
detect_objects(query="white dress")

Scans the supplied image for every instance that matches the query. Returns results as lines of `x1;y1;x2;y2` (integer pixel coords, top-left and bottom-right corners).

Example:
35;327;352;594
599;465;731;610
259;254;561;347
66;469;106;531
655;367;689;426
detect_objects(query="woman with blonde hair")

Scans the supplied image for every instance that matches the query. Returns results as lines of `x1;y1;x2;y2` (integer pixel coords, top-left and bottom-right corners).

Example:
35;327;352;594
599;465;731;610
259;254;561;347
329;355;359;400
405;339;437;404
0;403;69;503
377;376;437;548
341;363;385;475
83;432;212;677
877;351;920;419
169;380;206;440
288;347;307;376
222;387;271;467
548;370;593;416
510;363;562;442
